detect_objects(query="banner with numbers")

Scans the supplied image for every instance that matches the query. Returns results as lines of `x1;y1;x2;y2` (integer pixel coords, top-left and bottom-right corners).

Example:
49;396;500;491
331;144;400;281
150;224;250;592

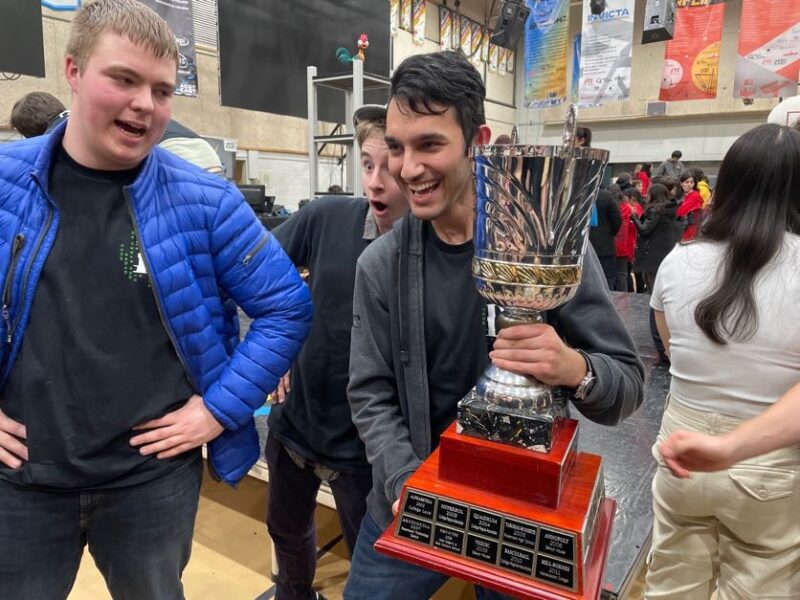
139;0;198;97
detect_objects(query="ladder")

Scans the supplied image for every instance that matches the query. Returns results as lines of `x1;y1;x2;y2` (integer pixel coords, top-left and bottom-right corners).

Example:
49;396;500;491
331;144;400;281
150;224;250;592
306;60;391;199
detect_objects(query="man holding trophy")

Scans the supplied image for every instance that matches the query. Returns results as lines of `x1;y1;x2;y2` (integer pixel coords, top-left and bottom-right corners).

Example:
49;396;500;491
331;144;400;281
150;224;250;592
345;51;644;598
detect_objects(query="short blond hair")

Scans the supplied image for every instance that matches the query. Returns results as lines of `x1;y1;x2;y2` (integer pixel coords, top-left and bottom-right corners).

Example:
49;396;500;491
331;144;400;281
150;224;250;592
67;0;178;71
355;118;386;147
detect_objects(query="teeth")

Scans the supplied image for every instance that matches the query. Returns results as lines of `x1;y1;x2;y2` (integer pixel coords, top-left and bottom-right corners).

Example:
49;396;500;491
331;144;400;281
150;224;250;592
410;181;438;193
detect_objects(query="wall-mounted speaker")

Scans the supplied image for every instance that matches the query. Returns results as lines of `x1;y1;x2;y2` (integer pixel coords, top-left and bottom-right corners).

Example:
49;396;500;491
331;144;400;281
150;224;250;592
642;0;676;44
490;0;530;50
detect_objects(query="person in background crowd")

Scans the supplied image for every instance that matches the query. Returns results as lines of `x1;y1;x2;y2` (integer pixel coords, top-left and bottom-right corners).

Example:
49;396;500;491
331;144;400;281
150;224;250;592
676;172;704;241
576;125;592;147
493;133;512;145
344;50;644;599
660;381;800;478
0;2;313;598
615;187;644;292
654;150;684;179
635;163;652;196
267;105;407;600
689;167;712;207
646;123;800;599
632;183;679;292
590;182;622;290
327;184;345;194
9;91;68;138
616;171;633;191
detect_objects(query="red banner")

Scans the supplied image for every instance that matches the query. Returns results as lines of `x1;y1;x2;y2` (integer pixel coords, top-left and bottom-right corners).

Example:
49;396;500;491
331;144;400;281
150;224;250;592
734;0;800;98
659;0;726;101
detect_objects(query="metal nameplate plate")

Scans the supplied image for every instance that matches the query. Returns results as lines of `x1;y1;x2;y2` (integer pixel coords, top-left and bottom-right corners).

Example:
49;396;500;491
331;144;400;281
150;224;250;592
395;488;579;592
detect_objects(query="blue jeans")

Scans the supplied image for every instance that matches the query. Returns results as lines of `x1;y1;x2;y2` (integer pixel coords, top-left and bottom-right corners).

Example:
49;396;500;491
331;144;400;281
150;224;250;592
344;512;515;600
0;457;202;600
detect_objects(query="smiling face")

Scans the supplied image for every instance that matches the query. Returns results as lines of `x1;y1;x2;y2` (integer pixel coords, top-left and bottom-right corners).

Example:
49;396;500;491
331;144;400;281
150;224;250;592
62;32;176;170
360;132;406;234
384;99;489;226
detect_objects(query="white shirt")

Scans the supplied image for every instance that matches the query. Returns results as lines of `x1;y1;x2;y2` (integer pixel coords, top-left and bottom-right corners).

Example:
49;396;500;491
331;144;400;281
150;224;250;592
651;236;800;418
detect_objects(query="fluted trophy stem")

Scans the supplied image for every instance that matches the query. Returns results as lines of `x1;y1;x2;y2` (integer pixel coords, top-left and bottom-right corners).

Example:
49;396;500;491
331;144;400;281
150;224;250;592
457;105;609;451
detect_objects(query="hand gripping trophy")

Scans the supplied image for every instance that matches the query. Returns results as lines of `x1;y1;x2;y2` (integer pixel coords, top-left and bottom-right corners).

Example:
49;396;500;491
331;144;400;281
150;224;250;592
377;107;617;599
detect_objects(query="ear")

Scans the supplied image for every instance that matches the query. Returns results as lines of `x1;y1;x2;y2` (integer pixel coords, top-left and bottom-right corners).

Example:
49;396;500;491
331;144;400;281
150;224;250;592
65;55;80;93
473;125;492;146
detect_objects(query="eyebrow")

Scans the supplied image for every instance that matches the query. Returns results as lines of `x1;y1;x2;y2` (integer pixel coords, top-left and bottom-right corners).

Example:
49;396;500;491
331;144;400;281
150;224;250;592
384;132;449;146
106;65;174;89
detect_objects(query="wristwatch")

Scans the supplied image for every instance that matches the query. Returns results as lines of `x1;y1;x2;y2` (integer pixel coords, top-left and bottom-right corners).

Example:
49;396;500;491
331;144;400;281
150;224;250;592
573;350;596;400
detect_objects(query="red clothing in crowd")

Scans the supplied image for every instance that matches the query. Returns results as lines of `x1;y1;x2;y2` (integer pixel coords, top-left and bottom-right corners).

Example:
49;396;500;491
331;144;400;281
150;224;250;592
636;171;650;196
676;190;704;241
615;202;644;260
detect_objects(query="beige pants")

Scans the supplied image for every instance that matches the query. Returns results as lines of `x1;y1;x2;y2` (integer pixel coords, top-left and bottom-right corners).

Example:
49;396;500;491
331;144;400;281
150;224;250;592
645;400;800;600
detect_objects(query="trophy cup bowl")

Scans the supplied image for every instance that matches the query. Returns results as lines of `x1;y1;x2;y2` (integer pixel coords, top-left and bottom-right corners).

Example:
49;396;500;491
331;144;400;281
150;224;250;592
376;111;617;598
457;139;610;452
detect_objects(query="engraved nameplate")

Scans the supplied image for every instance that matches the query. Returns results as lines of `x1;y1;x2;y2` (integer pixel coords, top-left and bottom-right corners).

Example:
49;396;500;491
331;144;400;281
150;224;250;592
538;527;575;562
499;545;534;576
535;555;575;589
436;500;468;528
433;525;464;555
404;491;435;519
466;534;498;565
468;509;501;539
397;515;432;544
502;518;538;550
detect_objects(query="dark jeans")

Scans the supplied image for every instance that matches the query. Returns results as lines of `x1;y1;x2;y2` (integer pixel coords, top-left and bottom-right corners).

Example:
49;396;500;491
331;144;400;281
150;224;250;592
265;432;372;600
614;257;631;292
0;457;202;600
343;512;515;600
597;254;617;291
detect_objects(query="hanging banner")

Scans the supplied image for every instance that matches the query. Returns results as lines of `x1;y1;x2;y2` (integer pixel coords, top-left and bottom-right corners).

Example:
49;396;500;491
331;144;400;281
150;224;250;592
471;21;483;65
390;0;400;36
460;16;473;56
400;0;412;32
481;28;491;63
571;33;581;103
523;0;570;108
139;0;198;97
498;47;508;76
452;12;461;51
659;0;726;101
507;50;515;74
412;0;426;45
489;43;500;73
578;0;635;106
439;6;452;50
734;0;800;98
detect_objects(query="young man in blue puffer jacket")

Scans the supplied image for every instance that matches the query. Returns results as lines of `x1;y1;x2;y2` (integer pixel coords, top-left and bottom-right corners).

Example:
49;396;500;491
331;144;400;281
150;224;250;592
0;1;311;598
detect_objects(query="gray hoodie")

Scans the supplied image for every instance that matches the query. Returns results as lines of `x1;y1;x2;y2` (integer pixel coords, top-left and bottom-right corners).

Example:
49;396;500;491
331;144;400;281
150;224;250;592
347;215;645;529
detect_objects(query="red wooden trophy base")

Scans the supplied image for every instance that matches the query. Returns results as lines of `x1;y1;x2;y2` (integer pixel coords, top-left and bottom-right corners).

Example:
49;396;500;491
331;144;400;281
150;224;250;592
375;422;615;599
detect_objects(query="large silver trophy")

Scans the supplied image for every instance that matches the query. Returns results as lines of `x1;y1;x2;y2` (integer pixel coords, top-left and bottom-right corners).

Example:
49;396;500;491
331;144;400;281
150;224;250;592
457;107;610;452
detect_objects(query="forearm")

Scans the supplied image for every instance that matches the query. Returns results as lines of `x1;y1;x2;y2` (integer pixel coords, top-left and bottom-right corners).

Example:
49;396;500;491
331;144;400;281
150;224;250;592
724;383;800;461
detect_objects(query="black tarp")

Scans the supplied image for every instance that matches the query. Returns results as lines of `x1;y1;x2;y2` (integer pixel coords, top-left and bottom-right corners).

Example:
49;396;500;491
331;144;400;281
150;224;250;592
0;0;45;77
218;0;390;123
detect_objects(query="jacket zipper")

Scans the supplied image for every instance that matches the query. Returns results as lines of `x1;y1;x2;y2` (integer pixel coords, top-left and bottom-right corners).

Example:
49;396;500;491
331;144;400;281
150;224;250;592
242;234;268;266
1;234;26;344
123;188;198;391
9;204;54;346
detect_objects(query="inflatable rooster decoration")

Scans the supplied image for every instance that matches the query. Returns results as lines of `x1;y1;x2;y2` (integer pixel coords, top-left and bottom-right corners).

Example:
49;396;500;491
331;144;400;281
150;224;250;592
336;34;369;65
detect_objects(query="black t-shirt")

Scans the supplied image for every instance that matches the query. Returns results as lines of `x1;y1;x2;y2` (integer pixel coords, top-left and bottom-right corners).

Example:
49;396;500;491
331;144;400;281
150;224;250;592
0;146;197;490
423;222;490;447
269;197;373;473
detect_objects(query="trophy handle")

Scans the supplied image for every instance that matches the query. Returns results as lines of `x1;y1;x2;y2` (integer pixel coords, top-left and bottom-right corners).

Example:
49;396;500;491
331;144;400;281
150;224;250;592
562;104;578;150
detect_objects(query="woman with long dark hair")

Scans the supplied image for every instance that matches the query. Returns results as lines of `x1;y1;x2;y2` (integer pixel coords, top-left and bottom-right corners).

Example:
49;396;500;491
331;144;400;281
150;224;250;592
675;172;704;241
631;183;678;292
645;124;800;599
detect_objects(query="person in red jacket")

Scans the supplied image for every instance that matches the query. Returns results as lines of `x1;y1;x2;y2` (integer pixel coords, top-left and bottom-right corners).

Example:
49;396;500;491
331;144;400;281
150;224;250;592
676;172;704;241
615;187;645;291
635;163;651;196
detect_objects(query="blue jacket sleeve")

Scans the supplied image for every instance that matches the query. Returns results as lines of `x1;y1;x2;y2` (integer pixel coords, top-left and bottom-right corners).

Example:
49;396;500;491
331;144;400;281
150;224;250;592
203;185;313;429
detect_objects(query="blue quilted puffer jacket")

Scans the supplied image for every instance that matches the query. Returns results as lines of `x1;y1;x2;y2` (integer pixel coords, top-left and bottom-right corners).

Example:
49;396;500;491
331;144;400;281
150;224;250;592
0;124;312;485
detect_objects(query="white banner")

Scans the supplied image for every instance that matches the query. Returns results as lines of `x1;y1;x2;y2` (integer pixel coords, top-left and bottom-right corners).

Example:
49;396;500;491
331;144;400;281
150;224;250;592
578;0;635;106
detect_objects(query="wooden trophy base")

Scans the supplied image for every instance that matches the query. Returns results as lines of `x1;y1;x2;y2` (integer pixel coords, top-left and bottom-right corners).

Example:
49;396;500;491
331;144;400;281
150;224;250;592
375;423;615;599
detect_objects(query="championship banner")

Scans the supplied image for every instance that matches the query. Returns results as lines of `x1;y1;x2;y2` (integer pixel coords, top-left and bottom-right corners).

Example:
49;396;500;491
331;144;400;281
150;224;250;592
659;0;726;101
489;42;500;73
471;21;483;65
523;0;570;108
139;0;198;97
578;0;635;106
734;0;800;98
460;16;473;56
412;0;426;46
481;28;491;63
439;6;452;50
390;0;400;36
400;0;412;32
